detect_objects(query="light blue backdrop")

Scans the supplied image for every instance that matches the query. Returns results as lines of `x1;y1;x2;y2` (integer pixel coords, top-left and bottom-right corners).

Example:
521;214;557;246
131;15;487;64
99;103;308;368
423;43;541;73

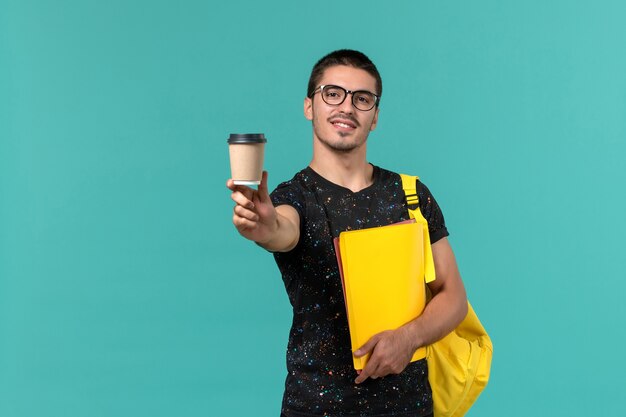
1;1;625;416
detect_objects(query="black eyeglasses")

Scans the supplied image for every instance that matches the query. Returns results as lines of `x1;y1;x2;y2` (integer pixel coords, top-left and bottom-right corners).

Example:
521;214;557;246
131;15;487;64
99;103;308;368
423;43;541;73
309;85;380;111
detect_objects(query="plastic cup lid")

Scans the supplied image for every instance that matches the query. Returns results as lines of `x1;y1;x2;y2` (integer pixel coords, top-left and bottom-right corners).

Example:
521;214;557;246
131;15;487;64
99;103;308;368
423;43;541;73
227;133;267;144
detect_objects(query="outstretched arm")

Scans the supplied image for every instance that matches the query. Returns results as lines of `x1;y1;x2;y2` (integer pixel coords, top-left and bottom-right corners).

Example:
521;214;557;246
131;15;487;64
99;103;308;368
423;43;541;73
227;171;300;252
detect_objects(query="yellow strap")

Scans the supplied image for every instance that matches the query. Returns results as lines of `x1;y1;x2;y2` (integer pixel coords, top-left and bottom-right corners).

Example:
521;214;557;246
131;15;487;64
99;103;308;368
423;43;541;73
400;174;436;283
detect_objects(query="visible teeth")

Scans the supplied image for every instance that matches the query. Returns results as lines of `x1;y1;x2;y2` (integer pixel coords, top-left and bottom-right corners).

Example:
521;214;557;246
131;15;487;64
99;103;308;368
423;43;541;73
334;122;352;128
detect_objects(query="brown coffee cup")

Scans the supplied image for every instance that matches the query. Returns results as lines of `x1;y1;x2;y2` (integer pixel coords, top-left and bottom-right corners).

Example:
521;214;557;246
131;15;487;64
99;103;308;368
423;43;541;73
227;133;267;185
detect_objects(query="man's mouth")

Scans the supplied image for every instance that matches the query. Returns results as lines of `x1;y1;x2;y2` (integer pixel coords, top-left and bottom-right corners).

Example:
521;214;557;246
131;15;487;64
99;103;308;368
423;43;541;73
329;117;358;130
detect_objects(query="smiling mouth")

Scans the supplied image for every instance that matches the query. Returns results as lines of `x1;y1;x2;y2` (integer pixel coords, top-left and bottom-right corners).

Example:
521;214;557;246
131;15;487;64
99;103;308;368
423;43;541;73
330;118;358;130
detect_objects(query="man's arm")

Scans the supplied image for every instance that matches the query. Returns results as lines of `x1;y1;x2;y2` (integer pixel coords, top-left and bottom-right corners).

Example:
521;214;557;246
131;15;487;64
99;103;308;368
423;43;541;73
227;171;300;252
354;237;467;383
405;237;468;346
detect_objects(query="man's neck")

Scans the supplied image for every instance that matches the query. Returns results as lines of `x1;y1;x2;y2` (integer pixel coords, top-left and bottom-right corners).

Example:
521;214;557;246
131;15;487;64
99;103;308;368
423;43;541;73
309;147;374;193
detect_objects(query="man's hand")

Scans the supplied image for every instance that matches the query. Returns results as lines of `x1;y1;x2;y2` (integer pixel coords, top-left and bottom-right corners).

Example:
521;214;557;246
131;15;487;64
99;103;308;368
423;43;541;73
353;326;417;384
227;171;300;251
227;171;278;244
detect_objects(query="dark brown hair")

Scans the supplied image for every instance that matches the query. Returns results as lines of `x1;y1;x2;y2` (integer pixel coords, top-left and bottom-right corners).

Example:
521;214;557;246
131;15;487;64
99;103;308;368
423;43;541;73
307;49;382;99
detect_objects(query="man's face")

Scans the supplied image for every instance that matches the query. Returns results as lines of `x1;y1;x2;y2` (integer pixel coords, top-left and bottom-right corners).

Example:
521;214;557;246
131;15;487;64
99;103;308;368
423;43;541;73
304;65;379;153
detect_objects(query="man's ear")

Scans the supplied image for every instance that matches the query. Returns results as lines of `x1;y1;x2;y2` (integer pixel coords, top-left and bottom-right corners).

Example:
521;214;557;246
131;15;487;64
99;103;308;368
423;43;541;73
304;97;313;121
369;107;379;131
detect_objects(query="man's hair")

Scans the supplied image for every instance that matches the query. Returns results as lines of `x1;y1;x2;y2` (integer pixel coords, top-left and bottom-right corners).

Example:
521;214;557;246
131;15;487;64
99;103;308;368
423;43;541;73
307;49;382;99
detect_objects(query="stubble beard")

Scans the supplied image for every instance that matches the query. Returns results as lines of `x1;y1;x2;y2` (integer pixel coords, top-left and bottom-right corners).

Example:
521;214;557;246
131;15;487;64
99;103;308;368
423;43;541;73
312;116;369;154
315;130;360;153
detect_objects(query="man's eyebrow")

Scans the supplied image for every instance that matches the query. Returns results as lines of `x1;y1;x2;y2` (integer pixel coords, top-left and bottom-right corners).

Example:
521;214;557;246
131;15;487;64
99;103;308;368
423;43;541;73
327;84;376;92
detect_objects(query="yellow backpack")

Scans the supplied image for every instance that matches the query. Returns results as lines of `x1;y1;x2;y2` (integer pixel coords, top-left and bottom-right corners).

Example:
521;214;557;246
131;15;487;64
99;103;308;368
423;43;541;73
400;174;493;417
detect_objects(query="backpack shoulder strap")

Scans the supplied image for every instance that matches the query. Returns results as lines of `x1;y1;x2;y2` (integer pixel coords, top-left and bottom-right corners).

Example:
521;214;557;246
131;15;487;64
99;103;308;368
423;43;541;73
399;173;436;283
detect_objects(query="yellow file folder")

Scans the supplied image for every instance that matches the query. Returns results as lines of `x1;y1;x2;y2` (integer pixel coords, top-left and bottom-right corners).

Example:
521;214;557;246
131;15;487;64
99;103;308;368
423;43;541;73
334;220;430;370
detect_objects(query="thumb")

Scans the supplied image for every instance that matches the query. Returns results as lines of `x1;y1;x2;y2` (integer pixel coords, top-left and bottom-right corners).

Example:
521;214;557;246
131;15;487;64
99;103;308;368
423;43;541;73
354;334;381;357
257;171;270;201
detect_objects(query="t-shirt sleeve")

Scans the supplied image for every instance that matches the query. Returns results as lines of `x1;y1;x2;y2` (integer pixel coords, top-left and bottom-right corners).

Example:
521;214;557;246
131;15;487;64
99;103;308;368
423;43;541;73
270;180;305;222
416;179;449;244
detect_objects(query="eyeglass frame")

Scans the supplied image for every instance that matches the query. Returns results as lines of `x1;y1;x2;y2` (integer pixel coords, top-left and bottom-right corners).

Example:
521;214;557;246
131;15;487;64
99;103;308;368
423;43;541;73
309;84;381;111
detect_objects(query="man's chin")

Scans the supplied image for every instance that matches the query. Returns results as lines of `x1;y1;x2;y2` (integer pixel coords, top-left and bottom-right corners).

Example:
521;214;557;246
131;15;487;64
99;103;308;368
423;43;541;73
314;129;365;153
322;139;360;153
333;145;357;153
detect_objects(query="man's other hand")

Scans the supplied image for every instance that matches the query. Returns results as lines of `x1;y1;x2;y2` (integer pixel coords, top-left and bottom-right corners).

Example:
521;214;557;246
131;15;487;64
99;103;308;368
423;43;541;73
353;327;416;384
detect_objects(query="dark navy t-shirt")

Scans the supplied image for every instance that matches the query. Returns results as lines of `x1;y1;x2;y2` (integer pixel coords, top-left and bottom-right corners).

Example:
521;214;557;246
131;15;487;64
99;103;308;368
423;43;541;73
270;165;448;417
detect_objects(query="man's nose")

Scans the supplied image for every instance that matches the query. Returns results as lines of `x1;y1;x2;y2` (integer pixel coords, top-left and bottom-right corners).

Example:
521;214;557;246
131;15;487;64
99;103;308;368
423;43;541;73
338;93;355;113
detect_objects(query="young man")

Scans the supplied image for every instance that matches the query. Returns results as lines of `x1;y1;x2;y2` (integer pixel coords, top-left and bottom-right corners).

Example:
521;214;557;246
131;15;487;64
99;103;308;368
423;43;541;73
227;50;467;417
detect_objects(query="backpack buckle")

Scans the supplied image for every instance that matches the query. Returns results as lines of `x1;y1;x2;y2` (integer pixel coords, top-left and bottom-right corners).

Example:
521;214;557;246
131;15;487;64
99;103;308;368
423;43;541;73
405;193;419;210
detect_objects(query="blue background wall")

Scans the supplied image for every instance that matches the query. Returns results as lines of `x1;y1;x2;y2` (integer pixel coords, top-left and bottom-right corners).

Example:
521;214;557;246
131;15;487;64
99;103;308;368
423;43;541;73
1;1;625;415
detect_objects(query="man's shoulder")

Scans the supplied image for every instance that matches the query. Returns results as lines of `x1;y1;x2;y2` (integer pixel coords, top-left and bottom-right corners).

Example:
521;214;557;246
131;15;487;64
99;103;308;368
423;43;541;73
375;164;399;177
269;167;320;215
374;165;417;180
371;164;405;187
271;167;311;195
372;165;439;204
